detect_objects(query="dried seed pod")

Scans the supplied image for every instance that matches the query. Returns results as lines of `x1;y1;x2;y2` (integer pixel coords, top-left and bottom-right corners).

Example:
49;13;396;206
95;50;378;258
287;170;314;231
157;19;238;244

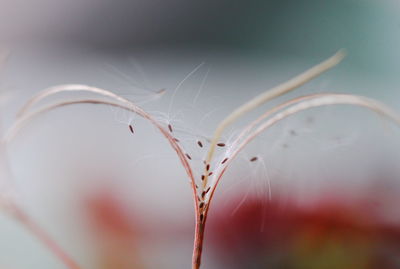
250;156;258;162
197;140;203;148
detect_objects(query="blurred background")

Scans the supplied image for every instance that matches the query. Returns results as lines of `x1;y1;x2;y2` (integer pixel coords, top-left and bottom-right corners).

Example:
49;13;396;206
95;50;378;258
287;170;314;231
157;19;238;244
0;0;400;268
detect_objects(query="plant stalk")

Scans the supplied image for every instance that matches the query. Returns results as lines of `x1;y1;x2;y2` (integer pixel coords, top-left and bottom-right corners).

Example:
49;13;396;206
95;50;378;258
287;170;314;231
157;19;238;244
192;217;206;269
12;206;82;269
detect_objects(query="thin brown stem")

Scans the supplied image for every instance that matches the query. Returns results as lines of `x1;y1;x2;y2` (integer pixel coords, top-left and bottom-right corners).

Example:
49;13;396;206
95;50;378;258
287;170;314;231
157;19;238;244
5;96;199;268
192;215;206;269
11;206;82;269
202;50;345;188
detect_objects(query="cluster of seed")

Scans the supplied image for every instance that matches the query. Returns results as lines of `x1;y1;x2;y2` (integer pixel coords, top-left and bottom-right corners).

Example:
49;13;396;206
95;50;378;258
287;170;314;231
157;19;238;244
128;122;259;223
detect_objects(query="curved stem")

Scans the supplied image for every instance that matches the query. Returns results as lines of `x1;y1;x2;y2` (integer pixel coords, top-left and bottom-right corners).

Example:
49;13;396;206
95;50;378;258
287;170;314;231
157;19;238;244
210;94;400;211
11;206;82;269
16;84;165;119
5;98;200;268
202;50;345;188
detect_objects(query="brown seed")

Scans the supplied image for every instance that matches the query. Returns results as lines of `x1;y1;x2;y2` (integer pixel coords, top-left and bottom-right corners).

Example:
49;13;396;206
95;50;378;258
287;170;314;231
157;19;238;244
197;140;203;148
199;202;204;209
201;191;206;198
206;164;210;171
200;214;204;221
195;184;198;189
201;175;205;181
185;153;192;160
129;125;134;134
168;124;173;132
205;187;211;194
208;172;213;176
221;158;228;164
217;143;226;147
250;156;258;162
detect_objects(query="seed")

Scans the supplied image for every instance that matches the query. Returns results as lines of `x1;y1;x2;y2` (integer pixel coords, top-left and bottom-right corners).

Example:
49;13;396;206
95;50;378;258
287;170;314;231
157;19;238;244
206;164;210;171
129;124;134;134
205;187;210;194
208;172;213;176
250;156;258;162
217;143;225;147
221;158;228;164
185;153;192;160
197;140;203;148
168;124;173;132
201;175;205;181
199;202;204;209
200;214;204;221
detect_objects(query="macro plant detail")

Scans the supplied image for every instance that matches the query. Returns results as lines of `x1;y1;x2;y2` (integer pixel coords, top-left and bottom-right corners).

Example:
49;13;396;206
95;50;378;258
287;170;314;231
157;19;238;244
1;50;400;269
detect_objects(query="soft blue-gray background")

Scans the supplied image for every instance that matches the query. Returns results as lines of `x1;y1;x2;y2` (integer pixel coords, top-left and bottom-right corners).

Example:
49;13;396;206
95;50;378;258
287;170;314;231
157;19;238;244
1;1;400;268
